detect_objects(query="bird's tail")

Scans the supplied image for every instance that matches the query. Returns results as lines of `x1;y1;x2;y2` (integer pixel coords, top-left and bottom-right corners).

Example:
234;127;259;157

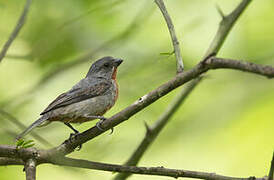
16;116;49;140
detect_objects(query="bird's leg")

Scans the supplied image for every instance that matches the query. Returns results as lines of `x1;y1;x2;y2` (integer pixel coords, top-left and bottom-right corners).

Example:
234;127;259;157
64;122;82;150
64;122;79;134
85;115;114;134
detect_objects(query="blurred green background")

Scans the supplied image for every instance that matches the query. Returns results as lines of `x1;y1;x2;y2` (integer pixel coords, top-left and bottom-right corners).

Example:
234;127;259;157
0;0;273;179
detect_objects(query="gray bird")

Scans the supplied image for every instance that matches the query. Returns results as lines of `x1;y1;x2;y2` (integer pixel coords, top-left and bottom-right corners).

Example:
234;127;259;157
16;56;123;140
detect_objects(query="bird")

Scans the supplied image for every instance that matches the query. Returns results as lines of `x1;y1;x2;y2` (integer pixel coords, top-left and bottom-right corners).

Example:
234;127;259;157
16;56;123;140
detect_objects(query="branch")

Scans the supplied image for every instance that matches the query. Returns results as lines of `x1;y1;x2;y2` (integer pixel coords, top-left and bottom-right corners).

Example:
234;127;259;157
114;77;202;180
24;159;36;180
0;0;32;63
268;151;274;180
0;145;267;180
155;0;184;73
46;57;274;156
0;145;39;159
47;156;265;180
0;157;24;165
206;57;274;78
205;0;251;57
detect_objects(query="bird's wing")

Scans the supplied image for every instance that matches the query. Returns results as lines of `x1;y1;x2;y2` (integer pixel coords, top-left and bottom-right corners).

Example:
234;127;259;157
40;79;111;115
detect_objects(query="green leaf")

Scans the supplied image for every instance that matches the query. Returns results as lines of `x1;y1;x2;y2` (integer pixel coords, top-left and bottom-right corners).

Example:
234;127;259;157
16;139;25;147
22;143;35;148
159;51;174;56
22;140;34;146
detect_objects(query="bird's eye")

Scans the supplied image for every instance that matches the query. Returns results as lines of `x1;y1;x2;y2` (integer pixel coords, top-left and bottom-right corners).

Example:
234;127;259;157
104;63;110;68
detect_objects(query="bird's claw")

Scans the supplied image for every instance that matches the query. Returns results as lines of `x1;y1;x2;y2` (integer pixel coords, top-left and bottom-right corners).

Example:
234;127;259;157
109;127;114;135
96;118;114;134
68;132;82;150
69;132;79;140
96;120;105;131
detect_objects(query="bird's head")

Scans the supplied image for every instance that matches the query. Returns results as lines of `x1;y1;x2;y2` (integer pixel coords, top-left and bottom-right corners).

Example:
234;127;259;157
86;56;123;79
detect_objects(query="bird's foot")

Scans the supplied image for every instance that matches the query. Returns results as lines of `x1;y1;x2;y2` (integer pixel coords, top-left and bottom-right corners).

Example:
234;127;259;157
68;132;82;151
69;132;79;139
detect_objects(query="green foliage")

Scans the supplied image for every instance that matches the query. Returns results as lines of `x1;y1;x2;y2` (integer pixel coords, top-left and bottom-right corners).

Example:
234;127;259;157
16;139;35;149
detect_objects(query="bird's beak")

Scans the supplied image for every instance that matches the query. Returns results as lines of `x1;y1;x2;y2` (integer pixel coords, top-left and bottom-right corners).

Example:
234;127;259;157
114;58;123;67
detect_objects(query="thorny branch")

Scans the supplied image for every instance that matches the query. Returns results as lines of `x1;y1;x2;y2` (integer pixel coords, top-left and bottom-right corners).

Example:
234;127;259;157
0;0;32;63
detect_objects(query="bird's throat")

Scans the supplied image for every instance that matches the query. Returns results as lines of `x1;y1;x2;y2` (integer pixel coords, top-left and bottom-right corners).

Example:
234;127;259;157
112;67;117;79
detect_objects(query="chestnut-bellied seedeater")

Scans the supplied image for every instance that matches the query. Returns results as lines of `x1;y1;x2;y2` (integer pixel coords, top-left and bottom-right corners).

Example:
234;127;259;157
16;56;123;140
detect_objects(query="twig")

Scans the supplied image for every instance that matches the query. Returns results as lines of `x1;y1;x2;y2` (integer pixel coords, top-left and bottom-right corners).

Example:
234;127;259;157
114;77;202;180
268;151;274;180
5;54;32;60
24;159;36;180
155;0;184;73
47;57;274;156
0;109;52;147
0;0;32;63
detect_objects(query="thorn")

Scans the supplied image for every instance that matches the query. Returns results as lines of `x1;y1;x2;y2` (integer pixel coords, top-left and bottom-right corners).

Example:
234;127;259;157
144;121;152;135
215;4;225;19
